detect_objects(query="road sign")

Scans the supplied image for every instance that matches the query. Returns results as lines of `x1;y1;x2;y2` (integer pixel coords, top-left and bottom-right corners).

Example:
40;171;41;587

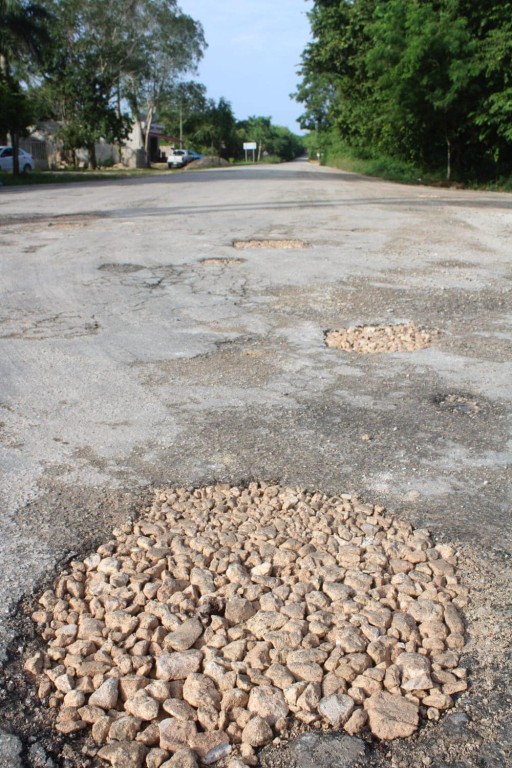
243;142;257;150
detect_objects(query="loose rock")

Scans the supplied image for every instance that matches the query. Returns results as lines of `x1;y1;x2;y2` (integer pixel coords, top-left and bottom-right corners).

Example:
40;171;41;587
365;691;419;739
25;483;467;763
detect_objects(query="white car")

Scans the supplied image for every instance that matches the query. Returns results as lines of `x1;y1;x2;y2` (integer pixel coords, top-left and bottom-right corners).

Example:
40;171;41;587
167;149;202;168
0;146;34;173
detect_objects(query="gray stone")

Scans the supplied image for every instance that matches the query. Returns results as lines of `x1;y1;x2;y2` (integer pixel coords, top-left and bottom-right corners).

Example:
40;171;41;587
242;715;274;747
318;694;355;727
0;732;24;768
159;719;198;752
161;748;198;768
89;678;119;710
156;651;202;681
97;742;147;768
124;689;160;721
165;619;204;652
247;685;289;725
365;692;419;739
286;733;367;768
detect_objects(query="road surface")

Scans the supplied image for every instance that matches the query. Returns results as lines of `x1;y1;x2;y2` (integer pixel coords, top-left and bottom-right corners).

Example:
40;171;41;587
0;161;510;766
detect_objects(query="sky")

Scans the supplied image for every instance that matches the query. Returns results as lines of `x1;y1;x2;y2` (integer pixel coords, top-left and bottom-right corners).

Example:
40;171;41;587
178;0;313;133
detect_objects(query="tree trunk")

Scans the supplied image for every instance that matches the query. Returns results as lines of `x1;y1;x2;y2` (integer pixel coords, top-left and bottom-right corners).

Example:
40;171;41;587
88;142;97;170
144;105;154;167
446;136;451;182
11;131;20;176
116;81;123;165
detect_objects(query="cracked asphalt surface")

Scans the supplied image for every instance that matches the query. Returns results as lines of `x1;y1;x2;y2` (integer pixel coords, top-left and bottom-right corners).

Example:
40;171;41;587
0;160;511;767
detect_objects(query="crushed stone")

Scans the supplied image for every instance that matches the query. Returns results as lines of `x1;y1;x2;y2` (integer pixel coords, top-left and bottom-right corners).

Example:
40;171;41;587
24;483;468;766
325;323;438;353
232;240;307;250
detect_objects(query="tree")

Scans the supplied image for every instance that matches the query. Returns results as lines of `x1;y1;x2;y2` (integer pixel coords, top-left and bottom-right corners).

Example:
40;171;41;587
49;53;131;167
462;1;512;177
365;0;477;179
0;0;49;172
123;0;206;164
0;79;33;147
28;0;133;166
0;0;49;76
236;117;304;162
159;81;208;148
37;0;205;167
296;0;512;181
192;97;236;156
296;0;383;158
266;125;304;161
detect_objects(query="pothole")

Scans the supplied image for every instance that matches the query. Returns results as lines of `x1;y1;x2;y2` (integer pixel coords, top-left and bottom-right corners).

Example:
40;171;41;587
233;240;307;250
432;393;481;416
24;484;468;766
200;258;245;266
325;323;439;353
48;213;108;229
98;264;145;274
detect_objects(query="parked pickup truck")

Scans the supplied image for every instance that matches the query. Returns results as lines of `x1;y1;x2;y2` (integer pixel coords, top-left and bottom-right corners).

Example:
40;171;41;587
167;149;203;168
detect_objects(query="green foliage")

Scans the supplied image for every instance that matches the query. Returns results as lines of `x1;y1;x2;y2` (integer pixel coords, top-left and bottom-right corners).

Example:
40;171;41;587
2;0;300;171
0;0;50;75
297;1;512;182
191;97;237;156
123;0;206;160
236;117;304;162
159;92;304;163
27;0;205;167
0;0;50;171
43;50;131;167
0;78;33;137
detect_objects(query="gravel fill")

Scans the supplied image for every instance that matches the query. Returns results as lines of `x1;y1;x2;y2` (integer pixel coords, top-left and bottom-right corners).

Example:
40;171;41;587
24;483;468;767
232;240;307;250
325;323;438;353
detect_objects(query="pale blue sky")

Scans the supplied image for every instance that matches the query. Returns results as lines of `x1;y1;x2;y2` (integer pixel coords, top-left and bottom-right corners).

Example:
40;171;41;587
178;0;313;133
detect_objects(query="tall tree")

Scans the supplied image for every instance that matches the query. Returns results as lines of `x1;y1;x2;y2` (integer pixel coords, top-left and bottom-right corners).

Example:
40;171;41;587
193;97;236;156
296;0;512;181
159;81;208;148
0;0;49;172
39;0;205;167
365;0;476;178
124;0;206;164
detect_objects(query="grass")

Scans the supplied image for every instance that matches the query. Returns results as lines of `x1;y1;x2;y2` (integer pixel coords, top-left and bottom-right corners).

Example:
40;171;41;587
318;142;444;187
323;150;512;191
307;132;512;191
0;166;171;187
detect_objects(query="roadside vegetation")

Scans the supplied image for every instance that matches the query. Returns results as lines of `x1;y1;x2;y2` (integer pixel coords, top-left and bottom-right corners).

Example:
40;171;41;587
296;1;512;189
303;132;512;192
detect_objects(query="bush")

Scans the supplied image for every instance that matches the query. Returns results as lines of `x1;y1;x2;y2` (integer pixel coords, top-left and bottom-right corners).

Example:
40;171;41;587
260;154;282;164
310;130;447;186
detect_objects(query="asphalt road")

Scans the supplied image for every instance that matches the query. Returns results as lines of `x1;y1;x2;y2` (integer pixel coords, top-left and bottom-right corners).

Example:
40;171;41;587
0;160;510;767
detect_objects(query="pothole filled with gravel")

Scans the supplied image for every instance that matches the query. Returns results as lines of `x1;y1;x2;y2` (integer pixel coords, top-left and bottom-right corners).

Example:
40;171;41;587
200;258;245;266
432;393;481;416
325;323;439;354
232;240;307;250
24;484;468;768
